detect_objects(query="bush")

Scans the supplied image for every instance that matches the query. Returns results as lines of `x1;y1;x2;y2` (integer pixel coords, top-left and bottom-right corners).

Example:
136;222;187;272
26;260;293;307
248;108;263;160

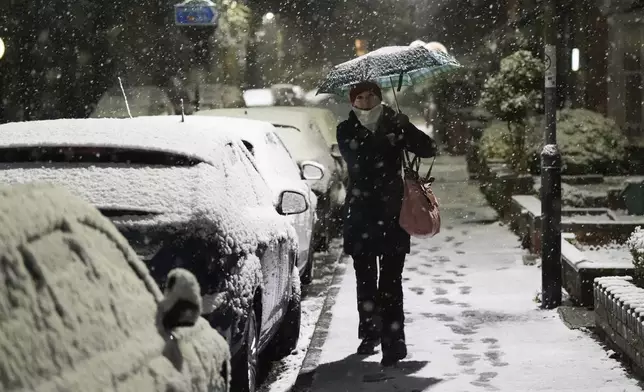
479;50;544;123
628;227;644;284
479;50;544;172
479;120;516;163
480;109;629;175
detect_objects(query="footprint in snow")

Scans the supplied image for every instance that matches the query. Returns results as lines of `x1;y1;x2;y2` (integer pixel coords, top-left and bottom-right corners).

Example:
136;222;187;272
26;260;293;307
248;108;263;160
433;287;448;295
454;353;480;366
459;286;472;295
451;343;469;351
410;287;425;295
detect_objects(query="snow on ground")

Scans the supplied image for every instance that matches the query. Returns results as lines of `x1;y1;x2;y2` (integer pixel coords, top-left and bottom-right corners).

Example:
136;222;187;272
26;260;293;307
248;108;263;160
259;242;343;392
305;222;643;392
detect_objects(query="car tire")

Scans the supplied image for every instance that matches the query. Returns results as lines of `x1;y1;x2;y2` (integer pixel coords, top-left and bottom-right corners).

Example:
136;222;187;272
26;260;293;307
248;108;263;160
301;240;315;285
231;305;260;392
313;214;332;252
268;271;302;360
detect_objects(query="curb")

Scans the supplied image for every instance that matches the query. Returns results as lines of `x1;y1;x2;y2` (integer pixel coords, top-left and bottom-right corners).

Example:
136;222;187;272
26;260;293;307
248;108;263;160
291;253;350;392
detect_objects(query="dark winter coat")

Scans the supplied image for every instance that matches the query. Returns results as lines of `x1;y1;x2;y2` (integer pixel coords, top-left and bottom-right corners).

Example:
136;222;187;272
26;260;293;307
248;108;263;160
337;105;437;258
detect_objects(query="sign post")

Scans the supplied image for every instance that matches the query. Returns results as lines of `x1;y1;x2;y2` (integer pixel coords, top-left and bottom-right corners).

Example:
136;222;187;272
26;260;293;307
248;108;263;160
174;0;219;26
175;0;219;112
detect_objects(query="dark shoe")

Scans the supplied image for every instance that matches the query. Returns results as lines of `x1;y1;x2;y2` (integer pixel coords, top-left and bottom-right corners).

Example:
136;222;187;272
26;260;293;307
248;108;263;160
357;337;381;355
380;339;407;367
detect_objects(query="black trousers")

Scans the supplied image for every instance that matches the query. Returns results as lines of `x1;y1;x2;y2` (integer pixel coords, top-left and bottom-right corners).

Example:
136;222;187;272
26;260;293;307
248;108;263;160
353;252;406;348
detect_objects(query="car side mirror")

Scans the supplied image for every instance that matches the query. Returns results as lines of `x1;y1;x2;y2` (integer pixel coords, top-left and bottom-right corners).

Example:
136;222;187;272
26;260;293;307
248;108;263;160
300;160;325;181
330;143;341;159
277;190;309;215
159;268;202;331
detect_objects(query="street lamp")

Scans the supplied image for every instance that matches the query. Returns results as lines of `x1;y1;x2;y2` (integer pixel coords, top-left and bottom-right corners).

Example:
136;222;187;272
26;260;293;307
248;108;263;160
0;37;5;60
264;12;275;22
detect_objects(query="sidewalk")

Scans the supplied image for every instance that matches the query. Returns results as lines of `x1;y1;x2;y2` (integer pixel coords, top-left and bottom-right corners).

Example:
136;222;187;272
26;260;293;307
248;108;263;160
296;156;643;392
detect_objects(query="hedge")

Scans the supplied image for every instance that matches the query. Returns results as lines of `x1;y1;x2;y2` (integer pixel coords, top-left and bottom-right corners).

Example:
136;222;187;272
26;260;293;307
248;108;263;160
480;109;629;175
628;227;644;285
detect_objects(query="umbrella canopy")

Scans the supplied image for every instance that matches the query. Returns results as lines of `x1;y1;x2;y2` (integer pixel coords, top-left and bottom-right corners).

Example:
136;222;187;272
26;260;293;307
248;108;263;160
317;43;461;97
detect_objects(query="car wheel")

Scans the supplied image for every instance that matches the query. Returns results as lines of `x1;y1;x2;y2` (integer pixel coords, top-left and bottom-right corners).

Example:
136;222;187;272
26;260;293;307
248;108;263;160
231;306;259;392
268;271;302;360
301;239;315;285
313;214;332;252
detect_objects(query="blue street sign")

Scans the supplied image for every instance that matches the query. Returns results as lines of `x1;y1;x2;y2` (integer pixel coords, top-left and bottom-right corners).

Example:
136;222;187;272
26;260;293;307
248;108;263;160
175;0;219;26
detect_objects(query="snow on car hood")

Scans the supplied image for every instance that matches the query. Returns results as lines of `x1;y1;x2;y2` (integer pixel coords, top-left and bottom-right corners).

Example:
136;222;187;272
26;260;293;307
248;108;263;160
0;163;297;257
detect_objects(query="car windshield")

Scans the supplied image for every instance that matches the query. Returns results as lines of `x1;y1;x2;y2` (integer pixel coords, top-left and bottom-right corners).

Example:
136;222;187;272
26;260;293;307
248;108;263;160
0;146;203;166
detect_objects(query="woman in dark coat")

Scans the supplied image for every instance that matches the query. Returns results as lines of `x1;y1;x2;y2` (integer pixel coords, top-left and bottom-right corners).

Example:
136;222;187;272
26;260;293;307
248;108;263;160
337;81;437;366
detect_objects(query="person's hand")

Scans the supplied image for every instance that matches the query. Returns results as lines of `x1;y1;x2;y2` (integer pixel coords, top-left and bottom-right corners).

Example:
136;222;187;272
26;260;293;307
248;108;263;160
386;130;405;146
395;112;410;127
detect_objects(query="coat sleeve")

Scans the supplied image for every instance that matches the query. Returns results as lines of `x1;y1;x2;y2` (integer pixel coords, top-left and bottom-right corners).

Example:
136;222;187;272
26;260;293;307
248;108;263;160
336;121;356;167
399;122;437;158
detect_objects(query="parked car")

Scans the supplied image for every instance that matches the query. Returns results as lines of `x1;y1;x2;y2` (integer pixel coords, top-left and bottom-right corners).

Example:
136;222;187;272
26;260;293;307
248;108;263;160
194;108;346;250
271;84;306;106
277;106;348;185
192;114;323;283
90;85;175;118
242;88;276;107
0;182;230;392
192;84;245;110
0;116;308;392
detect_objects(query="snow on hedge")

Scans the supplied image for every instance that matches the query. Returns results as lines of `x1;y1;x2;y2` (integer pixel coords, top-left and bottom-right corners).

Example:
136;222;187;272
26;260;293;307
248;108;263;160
628;226;644;281
0;183;229;392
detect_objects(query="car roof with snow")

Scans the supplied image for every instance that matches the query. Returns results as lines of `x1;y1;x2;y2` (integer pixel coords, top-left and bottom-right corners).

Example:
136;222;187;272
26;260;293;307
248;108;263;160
0;116;255;164
275;107;340;144
195;107;313;132
190;114;277;147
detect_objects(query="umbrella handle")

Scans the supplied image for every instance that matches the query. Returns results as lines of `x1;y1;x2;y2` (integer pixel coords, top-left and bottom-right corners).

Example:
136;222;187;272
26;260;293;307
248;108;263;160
389;76;402;113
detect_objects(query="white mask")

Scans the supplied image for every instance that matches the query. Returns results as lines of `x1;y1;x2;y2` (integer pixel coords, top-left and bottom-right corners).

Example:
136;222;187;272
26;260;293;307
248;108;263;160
353;104;383;132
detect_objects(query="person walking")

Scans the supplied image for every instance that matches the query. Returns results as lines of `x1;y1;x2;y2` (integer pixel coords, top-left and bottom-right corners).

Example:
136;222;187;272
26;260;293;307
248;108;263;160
336;81;437;366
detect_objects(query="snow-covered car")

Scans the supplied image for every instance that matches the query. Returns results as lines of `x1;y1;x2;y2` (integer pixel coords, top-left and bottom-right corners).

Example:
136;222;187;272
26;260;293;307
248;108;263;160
195;113;323;283
90;85;175;118
277;106;348;185
304;89;348;121
0;116;308;392
242;88;276;107
192;108;346;250
0;182;230;392
271;84;306;106
192;83;245;110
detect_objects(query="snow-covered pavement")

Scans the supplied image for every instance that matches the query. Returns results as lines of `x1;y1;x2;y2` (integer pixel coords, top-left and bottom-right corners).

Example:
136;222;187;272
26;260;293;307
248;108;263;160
294;156;643;392
259;242;343;392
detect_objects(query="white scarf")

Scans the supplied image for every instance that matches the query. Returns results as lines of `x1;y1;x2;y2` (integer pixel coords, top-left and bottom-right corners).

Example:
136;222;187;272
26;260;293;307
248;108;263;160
353;104;383;132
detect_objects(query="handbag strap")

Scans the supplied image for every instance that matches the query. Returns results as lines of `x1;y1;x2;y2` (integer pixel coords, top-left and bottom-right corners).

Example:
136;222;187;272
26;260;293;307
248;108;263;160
403;150;436;181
